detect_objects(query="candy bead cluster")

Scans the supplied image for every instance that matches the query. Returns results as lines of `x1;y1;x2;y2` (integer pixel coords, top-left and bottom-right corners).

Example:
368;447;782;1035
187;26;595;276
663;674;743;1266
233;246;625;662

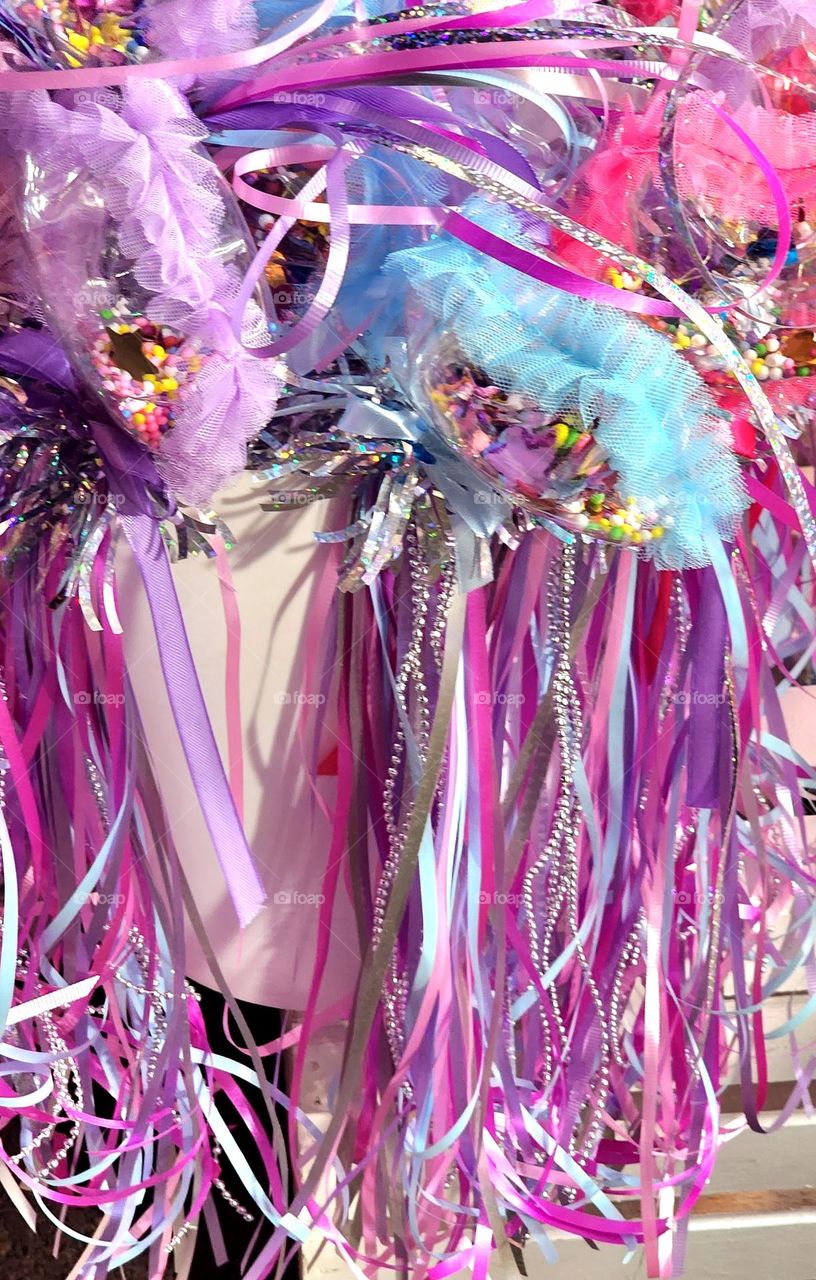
89;305;204;449
427;361;666;548
634;228;816;387
643;316;816;388
604;214;816;390
15;0;150;66
566;487;666;546
527;422;667;547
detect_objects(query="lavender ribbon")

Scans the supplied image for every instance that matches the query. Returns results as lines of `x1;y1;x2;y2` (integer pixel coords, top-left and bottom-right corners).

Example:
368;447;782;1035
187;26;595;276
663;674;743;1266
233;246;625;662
93;420;267;928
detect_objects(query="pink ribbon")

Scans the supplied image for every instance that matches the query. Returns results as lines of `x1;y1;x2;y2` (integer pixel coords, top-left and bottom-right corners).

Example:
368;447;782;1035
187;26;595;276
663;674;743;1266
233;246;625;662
232;143;440;226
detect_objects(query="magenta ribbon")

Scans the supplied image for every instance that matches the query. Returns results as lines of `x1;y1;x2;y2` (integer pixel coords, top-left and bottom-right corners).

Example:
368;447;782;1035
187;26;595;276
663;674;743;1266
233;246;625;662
0;0;339;90
443;210;683;316
212;82;791;323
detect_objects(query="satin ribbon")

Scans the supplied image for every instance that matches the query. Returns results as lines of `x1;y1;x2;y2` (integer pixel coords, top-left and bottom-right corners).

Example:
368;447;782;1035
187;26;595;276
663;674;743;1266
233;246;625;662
212;536;245;821
685;565;729;808
0;2;665;97
214;40;669;110
443;98;791;313
212;78;791;323
243;588;466;1280
445;208;683;316
0;0;339;90
0;327;76;389
231;143;440;226
0;328;266;927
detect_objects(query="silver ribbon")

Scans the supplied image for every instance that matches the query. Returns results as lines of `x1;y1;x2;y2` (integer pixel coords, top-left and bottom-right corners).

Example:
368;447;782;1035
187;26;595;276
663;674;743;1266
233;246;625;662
336;395;511;590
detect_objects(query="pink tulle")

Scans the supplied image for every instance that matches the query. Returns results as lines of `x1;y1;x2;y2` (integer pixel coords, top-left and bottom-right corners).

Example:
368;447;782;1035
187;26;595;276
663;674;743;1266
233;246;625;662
676;95;816;223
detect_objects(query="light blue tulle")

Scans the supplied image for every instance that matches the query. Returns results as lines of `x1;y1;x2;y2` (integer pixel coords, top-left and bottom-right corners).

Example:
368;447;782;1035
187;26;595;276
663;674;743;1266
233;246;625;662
255;0;392;31
290;145;447;373
334;148;447;340
384;198;749;569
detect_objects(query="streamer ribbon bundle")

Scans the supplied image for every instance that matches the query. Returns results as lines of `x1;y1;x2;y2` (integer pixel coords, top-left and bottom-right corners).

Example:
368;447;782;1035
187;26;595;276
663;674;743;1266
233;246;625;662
0;0;816;1276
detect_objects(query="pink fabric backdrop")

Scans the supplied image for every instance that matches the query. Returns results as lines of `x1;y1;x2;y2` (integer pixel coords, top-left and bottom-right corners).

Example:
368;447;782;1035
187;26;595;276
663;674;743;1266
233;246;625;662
118;478;360;1010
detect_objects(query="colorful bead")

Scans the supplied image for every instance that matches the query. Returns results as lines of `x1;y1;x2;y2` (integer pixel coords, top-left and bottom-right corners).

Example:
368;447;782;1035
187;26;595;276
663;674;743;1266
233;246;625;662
88;303;208;449
426;358;666;551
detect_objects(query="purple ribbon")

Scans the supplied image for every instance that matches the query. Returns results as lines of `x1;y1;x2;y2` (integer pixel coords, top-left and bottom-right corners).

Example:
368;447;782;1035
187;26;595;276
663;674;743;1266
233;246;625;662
0;328;265;928
0;327;76;390
206;84;541;188
684;566;729;809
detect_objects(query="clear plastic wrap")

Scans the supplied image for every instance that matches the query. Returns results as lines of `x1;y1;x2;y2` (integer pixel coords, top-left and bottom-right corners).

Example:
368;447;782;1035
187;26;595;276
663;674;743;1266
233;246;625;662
409;326;670;549
388;201;748;569
8;81;280;505
2;0;257;69
662;0;816;328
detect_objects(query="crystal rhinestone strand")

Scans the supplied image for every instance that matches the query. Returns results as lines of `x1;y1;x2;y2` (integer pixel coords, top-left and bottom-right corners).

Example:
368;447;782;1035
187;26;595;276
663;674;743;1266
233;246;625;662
375;519;454;1070
521;544;612;1158
376;522;431;1066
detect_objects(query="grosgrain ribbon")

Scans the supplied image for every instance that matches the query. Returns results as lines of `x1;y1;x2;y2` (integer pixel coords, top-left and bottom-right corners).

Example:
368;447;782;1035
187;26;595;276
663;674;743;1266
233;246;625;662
6;977;98;1028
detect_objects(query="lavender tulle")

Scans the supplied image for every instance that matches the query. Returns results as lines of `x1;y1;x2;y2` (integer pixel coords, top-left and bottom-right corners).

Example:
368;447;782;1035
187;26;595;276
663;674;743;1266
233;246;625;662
1;80;281;506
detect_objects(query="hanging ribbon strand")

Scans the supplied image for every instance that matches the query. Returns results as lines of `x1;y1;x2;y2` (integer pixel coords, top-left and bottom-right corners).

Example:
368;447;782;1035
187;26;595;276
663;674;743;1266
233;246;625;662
0;1;815;1277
